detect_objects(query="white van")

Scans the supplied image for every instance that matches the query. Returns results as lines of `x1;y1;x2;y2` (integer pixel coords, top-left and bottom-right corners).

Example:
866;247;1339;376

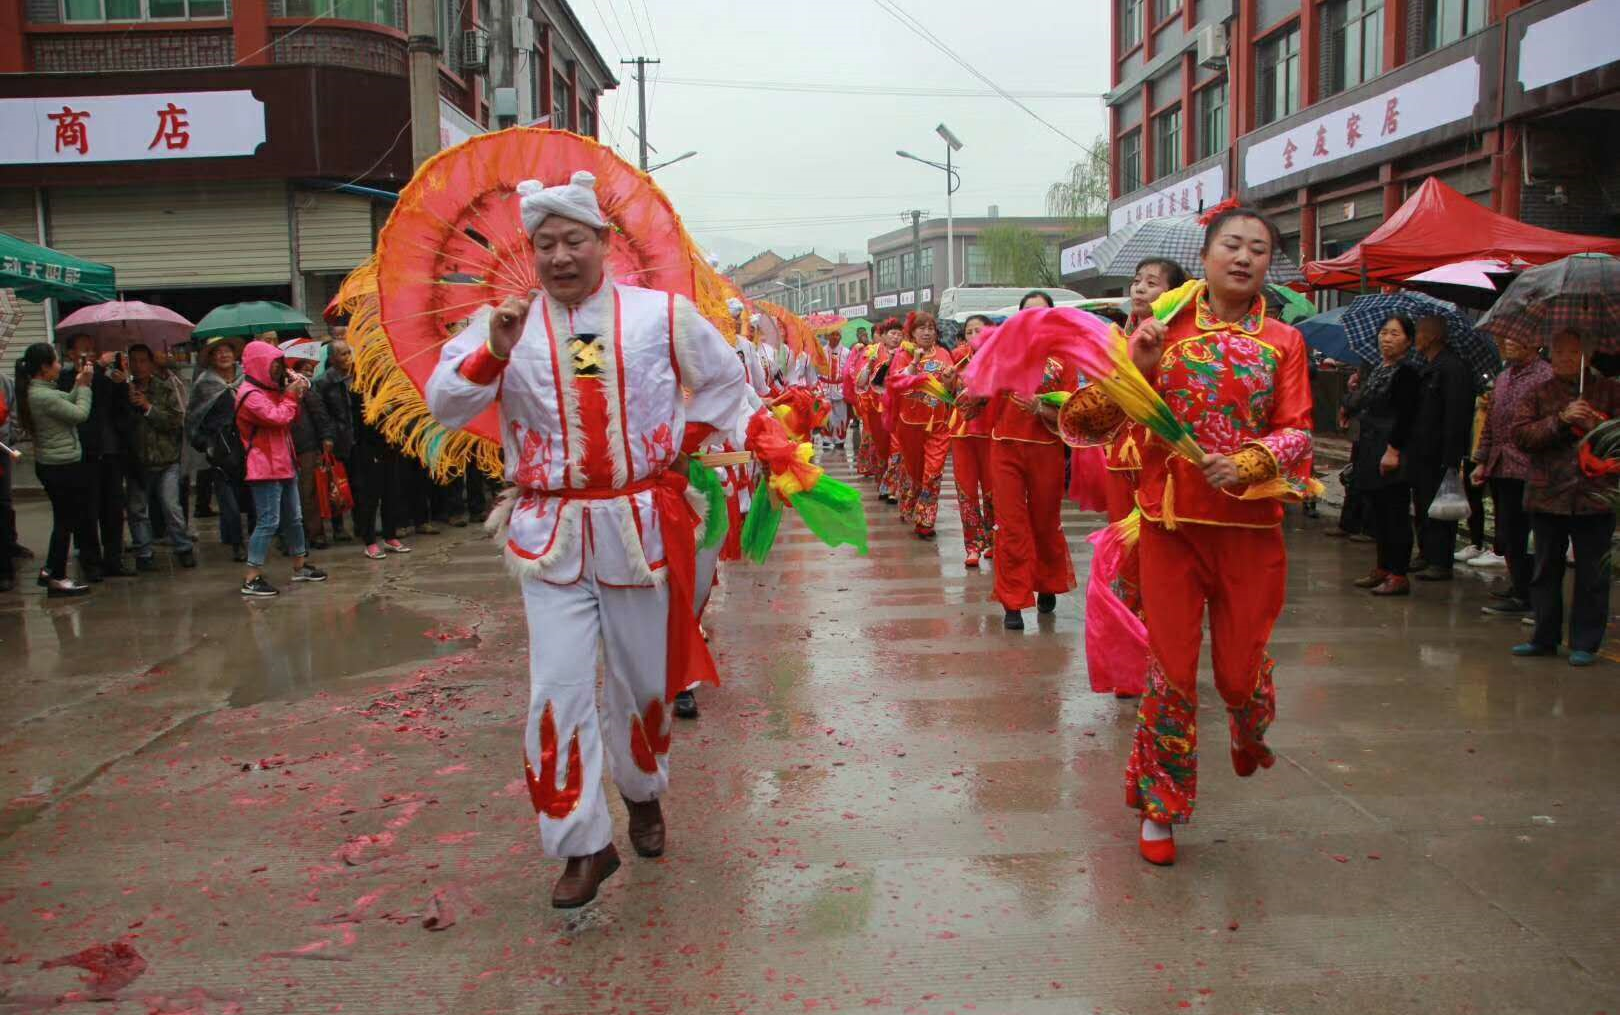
937;286;1087;323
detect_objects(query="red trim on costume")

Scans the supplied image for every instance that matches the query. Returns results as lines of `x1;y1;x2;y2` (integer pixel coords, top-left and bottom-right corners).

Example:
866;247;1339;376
611;289;635;476
681;423;716;454
539;298;574;488
666;293;682;387
526;701;584;818
458;343;509;384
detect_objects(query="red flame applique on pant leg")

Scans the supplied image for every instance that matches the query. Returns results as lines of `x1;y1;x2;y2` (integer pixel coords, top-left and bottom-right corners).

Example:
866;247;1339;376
525;701;583;819
629;697;672;775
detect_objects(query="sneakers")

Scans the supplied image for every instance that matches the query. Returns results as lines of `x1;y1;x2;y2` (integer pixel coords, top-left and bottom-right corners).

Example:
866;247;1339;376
1037;592;1057;614
1569;650;1598;667
1511;642;1556;658
673;690;699;720
383;539;411;554
292;564;328;583
241;576;279;598
1481;599;1530;617
1454;545;1487;563
1003;609;1025;631
1467;550;1507;568
364;544;387;560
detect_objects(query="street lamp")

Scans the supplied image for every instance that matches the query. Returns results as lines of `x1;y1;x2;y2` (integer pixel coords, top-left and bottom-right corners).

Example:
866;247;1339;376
897;122;963;292
647;150;698;173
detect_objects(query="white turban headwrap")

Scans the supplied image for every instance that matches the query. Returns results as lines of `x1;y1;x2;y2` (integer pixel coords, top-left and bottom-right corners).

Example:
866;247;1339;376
516;170;607;234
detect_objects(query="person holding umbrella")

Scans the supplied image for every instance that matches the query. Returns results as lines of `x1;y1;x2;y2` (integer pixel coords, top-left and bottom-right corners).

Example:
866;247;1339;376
1510;330;1620;666
58;334;136;579
1341;317;1423;597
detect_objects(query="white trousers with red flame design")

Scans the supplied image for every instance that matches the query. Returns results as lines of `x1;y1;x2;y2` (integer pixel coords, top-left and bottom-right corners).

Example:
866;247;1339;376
520;563;672;859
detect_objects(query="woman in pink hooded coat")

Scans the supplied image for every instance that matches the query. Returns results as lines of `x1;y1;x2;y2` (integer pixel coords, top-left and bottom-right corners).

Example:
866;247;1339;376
236;340;328;597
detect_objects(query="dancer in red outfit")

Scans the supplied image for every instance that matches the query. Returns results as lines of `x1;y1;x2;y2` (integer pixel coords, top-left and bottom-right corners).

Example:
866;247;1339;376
983;291;1077;631
949;315;996;566
1059;208;1317;866
856;320;905;502
1103;260;1189;523
891;312;955;539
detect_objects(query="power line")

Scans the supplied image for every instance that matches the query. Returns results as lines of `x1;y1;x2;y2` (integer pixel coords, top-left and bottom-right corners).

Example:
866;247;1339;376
657;76;1101;99
869;0;1095;153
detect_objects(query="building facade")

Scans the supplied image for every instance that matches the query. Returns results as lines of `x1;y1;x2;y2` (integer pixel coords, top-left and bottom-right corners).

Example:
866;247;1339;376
867;213;1075;315
0;0;613;364
1097;0;1620;287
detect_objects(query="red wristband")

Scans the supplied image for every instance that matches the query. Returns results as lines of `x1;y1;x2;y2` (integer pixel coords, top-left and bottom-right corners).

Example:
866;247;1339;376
458;342;508;385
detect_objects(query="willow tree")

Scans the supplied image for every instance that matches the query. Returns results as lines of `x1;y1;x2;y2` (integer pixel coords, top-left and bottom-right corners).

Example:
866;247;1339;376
1046;136;1111;223
979;225;1061;288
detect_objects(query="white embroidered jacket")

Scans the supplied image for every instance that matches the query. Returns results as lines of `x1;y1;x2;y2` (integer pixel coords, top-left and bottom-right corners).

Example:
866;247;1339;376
425;279;748;587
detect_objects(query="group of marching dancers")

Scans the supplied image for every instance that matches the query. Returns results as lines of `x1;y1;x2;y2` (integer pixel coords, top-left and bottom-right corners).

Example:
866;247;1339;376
430;171;1315;907
812;204;1319;866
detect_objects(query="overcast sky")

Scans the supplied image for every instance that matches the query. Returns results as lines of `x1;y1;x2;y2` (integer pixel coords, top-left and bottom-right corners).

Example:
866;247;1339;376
570;0;1112;267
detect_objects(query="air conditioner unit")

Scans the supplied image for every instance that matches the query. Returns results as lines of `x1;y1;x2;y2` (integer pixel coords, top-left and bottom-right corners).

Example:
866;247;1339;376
460;27;489;73
1196;22;1227;70
511;15;536;51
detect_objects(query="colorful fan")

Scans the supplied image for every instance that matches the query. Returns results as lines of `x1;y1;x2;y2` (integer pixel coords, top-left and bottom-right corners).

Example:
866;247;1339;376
344;128;703;476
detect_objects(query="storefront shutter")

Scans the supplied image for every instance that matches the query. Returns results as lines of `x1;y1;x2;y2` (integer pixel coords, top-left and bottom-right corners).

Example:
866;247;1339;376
295;191;377;273
46;181;290;289
0;188;51;378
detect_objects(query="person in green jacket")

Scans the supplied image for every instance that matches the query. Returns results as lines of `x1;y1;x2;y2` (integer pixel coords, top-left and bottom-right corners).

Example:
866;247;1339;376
13;343;97;596
126;343;196;570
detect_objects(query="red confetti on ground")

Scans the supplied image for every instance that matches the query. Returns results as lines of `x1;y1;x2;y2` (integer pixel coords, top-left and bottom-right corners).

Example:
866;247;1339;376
39;941;148;997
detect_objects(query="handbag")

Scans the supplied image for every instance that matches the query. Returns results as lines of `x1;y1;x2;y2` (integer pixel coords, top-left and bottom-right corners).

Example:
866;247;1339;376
316;451;354;519
1427;467;1472;522
204;398;250;483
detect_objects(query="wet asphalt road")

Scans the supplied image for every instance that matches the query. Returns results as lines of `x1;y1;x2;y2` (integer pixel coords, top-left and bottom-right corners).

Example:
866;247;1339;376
0;456;1617;1014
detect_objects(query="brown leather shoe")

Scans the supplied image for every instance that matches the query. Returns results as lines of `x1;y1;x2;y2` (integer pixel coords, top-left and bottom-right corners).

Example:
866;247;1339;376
623;796;666;858
1353;568;1390;589
550;844;621;909
1371;575;1411;597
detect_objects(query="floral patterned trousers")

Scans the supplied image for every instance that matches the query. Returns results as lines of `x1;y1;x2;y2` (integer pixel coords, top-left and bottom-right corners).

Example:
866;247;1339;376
1127;521;1286;823
897;421;949;533
951;436;995;554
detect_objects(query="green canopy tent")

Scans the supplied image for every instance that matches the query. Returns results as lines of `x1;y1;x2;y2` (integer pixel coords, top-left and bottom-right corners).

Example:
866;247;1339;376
0;231;116;305
193;300;314;340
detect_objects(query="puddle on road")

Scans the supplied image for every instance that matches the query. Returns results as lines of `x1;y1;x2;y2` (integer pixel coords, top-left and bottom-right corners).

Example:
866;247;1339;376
223;595;481;707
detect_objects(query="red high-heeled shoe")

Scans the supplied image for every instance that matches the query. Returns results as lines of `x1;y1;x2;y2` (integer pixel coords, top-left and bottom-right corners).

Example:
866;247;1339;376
1138;823;1175;866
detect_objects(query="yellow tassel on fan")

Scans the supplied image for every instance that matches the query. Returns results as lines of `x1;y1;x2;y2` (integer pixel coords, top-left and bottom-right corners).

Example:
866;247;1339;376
1161;469;1177;531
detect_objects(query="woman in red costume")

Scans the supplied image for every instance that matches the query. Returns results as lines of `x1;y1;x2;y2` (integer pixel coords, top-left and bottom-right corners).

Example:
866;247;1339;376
1059;207;1316;866
985;290;1077;631
855;319;905;502
1103;259;1189;522
890;311;955;539
949;315;996;566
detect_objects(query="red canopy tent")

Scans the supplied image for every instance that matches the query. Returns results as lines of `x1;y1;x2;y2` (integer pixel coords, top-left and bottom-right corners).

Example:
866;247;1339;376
1304;178;1620;290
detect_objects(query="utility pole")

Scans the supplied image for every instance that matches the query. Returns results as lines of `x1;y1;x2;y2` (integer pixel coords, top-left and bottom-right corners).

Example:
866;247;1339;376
620;56;662;171
909;209;923;308
406;0;442;168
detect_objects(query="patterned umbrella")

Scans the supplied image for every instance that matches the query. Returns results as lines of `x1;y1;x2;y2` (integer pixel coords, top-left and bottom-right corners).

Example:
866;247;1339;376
57;300;196;351
1476;252;1620;354
1089;214;1305;285
1342;291;1501;378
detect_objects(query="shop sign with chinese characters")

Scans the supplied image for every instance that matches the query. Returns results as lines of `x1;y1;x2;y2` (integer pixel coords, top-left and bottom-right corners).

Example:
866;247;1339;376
1108;162;1226;233
1060;237;1106;276
1243;58;1481;189
0;91;266;165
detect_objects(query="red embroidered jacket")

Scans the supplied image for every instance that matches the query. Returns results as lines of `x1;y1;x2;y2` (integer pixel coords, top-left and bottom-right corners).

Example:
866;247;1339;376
1062;287;1316;528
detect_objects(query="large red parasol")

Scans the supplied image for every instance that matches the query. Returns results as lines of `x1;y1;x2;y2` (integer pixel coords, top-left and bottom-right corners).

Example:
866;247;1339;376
370;128;698;447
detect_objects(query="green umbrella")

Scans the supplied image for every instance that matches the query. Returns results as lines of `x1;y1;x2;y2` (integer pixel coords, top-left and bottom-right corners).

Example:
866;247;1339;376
840;317;873;347
193;300;314;340
1265;283;1317;324
0;231;116;304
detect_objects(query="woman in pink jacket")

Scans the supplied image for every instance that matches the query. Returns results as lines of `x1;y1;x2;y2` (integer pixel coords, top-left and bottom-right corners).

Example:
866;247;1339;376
236;340;328;597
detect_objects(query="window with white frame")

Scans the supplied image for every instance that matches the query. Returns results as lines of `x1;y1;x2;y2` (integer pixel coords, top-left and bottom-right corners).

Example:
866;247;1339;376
64;0;226;19
877;256;898;292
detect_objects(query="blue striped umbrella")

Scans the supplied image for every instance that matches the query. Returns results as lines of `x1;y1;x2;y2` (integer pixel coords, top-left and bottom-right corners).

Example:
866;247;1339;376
1296;307;1355;362
1342;291;1500;378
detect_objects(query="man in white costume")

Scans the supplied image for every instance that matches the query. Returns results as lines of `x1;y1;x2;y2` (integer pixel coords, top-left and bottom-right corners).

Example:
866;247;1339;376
819;330;850;452
426;170;751;908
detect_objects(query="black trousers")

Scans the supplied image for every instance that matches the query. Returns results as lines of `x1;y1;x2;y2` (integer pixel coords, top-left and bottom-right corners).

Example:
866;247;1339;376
36;461;101;579
1463;460;1487;548
1370;483;1414;577
1412;463;1459;571
84;453;127;563
1338;483;1376;537
348;444;404;545
0;460;14;579
1490;477;1532;600
1530;511;1615;653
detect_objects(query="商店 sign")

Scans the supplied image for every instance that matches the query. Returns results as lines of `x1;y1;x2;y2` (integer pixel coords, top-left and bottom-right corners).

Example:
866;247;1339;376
1243;58;1481;189
1109;162;1225;233
0;91;266;165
